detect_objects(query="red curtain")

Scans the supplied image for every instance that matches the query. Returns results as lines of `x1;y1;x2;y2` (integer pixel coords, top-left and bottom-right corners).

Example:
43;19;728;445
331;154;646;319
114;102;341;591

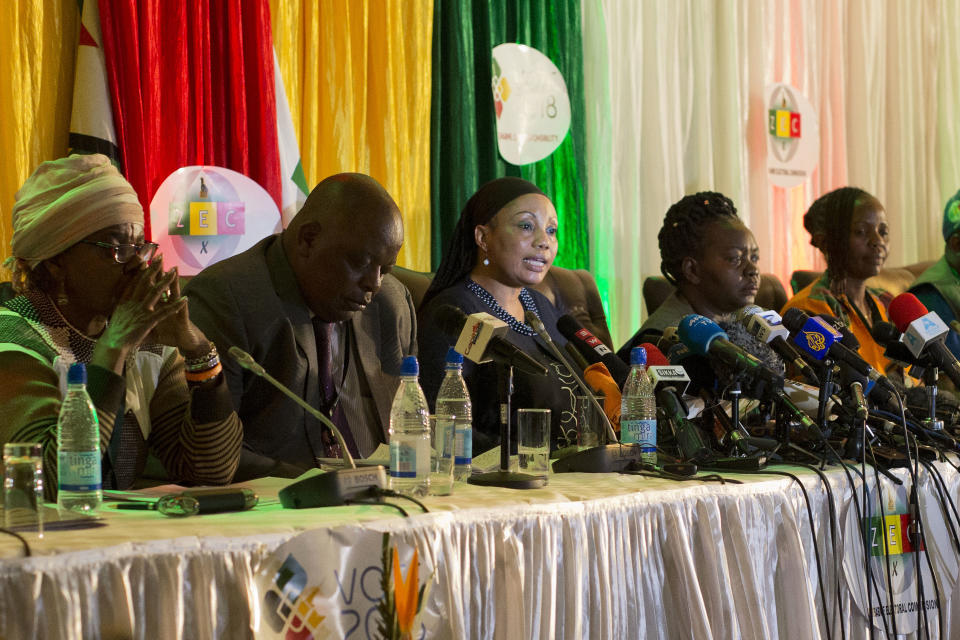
96;0;281;239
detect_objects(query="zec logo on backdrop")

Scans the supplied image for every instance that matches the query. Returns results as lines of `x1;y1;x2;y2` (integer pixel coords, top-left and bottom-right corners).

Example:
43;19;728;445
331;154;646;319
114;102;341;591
765;83;819;188
149;166;282;276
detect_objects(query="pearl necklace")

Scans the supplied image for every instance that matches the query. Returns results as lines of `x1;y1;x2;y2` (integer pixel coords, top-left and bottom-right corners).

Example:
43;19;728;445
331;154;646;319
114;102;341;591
466;280;540;336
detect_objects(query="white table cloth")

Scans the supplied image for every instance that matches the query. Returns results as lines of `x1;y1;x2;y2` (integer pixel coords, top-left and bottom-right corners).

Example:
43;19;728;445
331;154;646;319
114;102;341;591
1;464;958;639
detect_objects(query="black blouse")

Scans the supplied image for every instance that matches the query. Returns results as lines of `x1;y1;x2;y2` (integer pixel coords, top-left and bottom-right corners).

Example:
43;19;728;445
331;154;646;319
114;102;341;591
417;281;578;454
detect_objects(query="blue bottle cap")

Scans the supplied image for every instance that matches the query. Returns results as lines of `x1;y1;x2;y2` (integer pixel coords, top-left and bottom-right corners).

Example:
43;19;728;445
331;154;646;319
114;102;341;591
67;362;87;385
630;346;647;366
400;355;419;376
444;347;464;366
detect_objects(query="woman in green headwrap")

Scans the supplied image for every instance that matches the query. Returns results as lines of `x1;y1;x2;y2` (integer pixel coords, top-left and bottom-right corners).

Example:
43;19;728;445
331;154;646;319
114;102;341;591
1;154;241;499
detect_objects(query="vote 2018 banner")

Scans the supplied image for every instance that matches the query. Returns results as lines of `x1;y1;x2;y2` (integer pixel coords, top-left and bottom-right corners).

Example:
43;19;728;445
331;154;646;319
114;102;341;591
254;525;448;640
491;44;571;166
149;166;282;276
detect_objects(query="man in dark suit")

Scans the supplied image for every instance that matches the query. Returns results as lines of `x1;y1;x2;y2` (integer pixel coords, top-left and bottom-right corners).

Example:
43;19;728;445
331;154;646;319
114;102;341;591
185;173;416;480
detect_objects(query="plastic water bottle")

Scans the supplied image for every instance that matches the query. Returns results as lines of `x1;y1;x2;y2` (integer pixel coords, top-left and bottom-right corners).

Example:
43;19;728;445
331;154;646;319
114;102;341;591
389;356;430;496
621;346;658;465
56;363;102;514
435;347;473;480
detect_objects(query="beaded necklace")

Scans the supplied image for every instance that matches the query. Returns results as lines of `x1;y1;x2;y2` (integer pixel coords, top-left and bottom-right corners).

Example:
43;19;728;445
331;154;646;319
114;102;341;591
466;279;540;336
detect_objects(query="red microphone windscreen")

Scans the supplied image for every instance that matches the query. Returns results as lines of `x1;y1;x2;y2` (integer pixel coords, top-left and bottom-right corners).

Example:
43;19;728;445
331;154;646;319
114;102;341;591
639;342;670;366
888;292;929;333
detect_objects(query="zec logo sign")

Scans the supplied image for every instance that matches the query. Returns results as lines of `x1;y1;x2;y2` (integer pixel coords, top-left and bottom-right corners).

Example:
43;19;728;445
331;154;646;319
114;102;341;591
149;166;282;276
765;83;819;188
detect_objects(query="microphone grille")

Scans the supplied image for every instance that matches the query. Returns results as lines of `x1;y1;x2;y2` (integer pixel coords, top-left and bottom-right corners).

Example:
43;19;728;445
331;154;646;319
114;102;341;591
732;304;763;324
871;320;902;347
888;292;928;333
524;310;547;335
639;342;670;366
717;320;786;376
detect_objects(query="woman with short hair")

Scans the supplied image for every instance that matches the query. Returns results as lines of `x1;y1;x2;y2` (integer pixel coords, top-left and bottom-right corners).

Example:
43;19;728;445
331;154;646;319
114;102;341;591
618;191;760;359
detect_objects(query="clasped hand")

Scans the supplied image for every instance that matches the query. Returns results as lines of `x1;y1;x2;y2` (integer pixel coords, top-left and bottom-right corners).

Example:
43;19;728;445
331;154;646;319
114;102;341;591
92;257;211;374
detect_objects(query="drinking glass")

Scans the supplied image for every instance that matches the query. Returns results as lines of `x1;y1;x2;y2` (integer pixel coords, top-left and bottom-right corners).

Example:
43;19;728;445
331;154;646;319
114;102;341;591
576;395;606;448
517;409;551;479
429;415;456;496
3;442;44;537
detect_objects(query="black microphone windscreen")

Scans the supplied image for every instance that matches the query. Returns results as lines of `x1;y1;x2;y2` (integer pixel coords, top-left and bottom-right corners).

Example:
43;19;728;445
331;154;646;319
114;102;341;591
433;304;468;338
668;345;718;394
817;313;860;350
781;307;809;332
872;321;902;347
717;320;785;376
556;314;583;340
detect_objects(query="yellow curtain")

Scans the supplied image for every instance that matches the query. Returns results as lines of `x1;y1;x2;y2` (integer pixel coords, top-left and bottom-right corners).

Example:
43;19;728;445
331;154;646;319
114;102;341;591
270;0;434;271
0;0;78;270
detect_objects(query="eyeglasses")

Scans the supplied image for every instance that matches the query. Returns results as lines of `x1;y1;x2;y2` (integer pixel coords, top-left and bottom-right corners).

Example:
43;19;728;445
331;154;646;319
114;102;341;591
79;241;159;264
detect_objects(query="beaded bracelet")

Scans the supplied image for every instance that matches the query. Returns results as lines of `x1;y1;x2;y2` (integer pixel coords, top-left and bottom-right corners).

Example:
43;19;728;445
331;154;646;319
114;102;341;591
184;362;222;383
184;343;219;373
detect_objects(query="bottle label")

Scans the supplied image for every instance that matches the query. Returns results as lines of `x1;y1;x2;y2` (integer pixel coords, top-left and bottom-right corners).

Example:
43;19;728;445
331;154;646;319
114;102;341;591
454;426;472;465
58;450;102;492
389;440;418;478
621;419;657;450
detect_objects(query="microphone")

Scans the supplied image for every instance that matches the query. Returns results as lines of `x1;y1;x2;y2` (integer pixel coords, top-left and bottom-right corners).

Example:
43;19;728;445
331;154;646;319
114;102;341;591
525;310;618;444
582;363;622;427
872;320;931;369
433;305;548;376
564;342;590;371
735;306;820;385
556;314;631;387
850;380;868;420
679;315;822;439
230;347;356;469
642;342;690;396
678;314;785;394
781;308;893;390
817;314;861;350
229;347;388;508
888;293;960;388
641;343;713;462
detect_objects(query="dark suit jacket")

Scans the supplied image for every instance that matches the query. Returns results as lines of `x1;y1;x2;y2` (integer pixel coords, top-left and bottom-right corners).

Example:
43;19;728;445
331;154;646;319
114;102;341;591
185;235;417;479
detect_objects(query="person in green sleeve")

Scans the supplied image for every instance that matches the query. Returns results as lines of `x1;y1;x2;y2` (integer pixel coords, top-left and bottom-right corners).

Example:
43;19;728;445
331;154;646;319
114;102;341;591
908;189;960;360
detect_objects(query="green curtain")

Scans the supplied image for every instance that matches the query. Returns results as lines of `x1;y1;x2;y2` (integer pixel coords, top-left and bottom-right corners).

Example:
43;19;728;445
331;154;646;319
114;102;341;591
430;0;588;271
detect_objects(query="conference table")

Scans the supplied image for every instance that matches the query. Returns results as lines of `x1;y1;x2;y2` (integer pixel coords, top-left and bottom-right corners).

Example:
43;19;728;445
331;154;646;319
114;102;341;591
1;461;959;639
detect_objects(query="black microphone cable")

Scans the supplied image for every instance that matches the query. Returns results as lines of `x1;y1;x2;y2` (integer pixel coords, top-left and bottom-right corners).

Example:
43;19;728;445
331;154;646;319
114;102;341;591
0;527;31;557
893;392;934;640
918;459;960;556
818;435;891;640
917;456;960;639
864;440;902;639
791;461;846;640
342;487;430;518
915;460;947;640
736;467;833;640
905;433;938;640
345;497;409;518
377;489;430;514
833;458;888;640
